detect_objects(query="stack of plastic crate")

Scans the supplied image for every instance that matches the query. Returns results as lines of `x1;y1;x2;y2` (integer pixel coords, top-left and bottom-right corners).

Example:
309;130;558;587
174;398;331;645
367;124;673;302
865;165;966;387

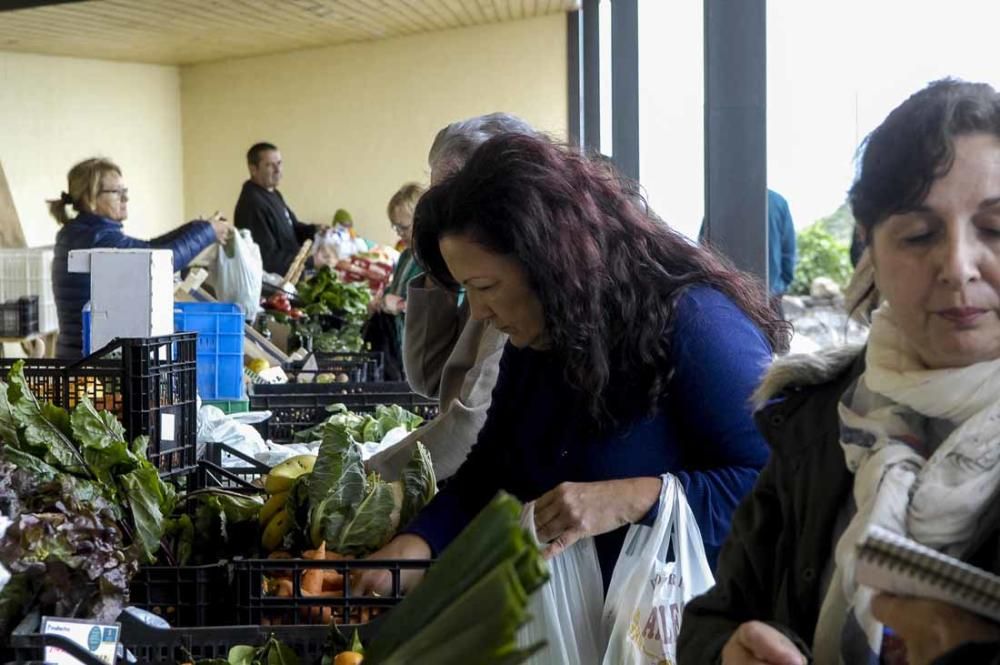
0;247;58;333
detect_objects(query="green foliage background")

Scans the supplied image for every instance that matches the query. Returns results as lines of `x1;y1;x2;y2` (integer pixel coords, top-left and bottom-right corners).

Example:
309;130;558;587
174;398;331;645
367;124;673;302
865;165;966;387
789;203;854;296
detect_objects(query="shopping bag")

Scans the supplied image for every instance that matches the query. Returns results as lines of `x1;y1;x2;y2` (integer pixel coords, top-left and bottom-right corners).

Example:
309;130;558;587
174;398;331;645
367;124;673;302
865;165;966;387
601;474;714;665
216;228;263;320
515;502;606;665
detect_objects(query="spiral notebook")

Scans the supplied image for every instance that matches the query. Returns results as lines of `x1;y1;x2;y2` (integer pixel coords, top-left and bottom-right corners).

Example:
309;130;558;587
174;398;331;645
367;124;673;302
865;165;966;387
855;525;1000;623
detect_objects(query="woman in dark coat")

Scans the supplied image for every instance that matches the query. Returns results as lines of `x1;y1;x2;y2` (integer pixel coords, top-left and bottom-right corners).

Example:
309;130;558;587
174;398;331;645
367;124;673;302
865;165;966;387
679;79;1000;665
49;157;229;358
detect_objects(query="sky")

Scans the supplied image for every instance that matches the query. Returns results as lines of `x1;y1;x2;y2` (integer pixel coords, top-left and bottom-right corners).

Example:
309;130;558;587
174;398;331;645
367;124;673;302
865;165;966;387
633;0;1000;240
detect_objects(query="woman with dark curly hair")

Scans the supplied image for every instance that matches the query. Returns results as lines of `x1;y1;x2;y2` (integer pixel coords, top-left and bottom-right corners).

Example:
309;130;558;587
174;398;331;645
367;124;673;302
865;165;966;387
357;132;786;594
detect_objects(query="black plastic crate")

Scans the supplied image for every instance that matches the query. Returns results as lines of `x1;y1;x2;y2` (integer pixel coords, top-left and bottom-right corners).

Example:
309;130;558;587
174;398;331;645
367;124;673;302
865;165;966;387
0;334;198;477
10;612;345;665
128;562;233;628
0;296;38;337
249;381;439;443
196;441;270;491
233;557;431;626
285;351;385;383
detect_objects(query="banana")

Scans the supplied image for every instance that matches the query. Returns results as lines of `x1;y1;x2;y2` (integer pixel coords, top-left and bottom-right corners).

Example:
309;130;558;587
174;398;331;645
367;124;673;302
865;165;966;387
261;509;292;551
259;490;289;526
263;454;318;494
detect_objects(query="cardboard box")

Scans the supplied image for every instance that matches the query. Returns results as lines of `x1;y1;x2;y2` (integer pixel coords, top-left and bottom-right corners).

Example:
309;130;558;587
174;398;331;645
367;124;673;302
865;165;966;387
69;249;174;351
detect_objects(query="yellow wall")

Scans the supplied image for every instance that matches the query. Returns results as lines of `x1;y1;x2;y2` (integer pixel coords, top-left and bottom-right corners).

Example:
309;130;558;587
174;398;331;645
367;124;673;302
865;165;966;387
181;14;567;246
0;52;184;247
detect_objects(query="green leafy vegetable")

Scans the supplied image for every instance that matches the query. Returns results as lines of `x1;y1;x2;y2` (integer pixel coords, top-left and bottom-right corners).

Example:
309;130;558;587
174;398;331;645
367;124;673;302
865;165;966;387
120;465;169;563
303;412;435;556
71;397;137;485
400;443;436;527
6;365;86;475
362;493;548;665
293;403;423;444
292;267;372;353
0;469;137;629
0;361;180;641
182;490;264;565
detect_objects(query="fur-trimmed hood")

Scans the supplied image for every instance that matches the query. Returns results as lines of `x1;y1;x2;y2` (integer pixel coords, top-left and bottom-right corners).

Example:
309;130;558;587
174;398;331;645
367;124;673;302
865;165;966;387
751;344;864;411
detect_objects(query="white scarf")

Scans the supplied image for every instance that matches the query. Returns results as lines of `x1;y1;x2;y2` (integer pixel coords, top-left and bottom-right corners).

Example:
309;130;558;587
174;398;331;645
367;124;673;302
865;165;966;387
826;303;1000;662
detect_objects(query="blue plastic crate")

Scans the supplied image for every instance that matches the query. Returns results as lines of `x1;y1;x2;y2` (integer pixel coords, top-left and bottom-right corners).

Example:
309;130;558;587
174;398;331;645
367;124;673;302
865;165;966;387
175;302;245;399
83;302;245;400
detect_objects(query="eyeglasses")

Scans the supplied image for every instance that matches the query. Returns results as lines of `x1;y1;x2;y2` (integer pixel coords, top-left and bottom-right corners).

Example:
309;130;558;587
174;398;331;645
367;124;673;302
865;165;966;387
391;222;412;233
99;188;129;198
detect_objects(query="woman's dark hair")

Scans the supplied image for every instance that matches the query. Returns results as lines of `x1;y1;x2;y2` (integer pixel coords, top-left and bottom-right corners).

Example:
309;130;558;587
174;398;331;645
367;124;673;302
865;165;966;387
846;78;1000;316
850;78;1000;233
413;133;787;426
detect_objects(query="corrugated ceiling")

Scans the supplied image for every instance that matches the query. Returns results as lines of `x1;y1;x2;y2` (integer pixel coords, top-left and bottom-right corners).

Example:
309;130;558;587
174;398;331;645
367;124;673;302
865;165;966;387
0;0;579;65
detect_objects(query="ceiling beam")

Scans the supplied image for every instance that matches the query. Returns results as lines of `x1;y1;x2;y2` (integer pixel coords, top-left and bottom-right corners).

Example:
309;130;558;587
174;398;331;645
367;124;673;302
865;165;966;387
0;0;88;12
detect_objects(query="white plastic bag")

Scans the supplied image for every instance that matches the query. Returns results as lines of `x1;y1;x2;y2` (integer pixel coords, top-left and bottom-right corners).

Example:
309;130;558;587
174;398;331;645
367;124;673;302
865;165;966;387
601;474;715;665
515;502;606;664
196;404;269;465
216;228;263;320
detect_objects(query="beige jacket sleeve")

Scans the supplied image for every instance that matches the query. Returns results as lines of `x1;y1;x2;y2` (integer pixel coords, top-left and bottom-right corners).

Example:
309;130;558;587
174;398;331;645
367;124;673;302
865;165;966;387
369;320;507;481
402;274;468;399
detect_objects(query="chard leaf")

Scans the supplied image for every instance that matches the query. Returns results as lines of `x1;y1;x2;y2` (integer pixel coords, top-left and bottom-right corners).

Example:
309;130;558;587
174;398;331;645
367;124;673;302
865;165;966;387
0;445;60;482
131;434;149;458
120;465;167;562
70;397;137;480
330;480;398;555
400;442;437;527
0;378;17;447
6;363;85;475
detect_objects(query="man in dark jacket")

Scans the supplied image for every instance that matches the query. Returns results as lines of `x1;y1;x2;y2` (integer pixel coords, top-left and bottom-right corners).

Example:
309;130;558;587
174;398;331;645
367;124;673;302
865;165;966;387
234;142;318;276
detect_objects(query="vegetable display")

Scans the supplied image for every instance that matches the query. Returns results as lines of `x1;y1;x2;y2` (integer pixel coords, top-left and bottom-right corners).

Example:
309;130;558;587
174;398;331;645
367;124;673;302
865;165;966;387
258;409;434;556
0;361;176;635
293;267;372;353
329;492;549;665
292;403;423;445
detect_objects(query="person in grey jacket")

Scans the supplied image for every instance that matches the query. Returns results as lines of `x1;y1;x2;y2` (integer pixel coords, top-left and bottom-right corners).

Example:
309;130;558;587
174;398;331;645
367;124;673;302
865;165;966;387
679;79;1000;665
368;113;535;481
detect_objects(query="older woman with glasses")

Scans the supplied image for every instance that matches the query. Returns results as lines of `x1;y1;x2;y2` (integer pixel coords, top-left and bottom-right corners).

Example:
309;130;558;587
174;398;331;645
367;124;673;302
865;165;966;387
48;157;231;358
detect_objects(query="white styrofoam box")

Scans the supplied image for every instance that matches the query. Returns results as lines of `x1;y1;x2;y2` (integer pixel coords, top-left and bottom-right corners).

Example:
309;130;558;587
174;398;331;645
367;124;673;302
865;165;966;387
0;247;58;333
69;249;175;351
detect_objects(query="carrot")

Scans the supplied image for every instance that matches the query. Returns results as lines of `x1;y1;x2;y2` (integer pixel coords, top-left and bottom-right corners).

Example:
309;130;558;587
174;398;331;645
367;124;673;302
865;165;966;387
302;567;324;595
322;570;344;592
301;588;338;624
267;578;293;598
303;542;327;560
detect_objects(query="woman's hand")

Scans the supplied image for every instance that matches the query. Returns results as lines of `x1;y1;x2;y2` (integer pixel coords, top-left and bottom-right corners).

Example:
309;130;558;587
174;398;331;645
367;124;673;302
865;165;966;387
533;477;662;558
871;594;1000;665
352;534;431;597
721;621;806;665
383;294;406;315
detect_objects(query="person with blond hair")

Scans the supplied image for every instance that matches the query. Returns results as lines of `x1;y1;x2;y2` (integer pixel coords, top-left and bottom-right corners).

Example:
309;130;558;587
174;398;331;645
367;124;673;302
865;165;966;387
362;182;427;380
49;157;230;358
